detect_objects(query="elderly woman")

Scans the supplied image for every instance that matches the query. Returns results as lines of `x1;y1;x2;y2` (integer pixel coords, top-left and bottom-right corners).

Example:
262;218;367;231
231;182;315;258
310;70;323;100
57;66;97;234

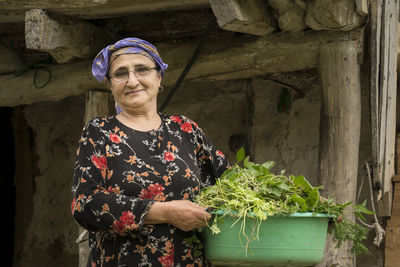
71;37;230;267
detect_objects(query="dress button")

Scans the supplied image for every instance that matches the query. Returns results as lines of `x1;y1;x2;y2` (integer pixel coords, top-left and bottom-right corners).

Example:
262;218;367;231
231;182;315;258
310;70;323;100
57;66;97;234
170;228;175;234
161;159;167;164
168;192;174;198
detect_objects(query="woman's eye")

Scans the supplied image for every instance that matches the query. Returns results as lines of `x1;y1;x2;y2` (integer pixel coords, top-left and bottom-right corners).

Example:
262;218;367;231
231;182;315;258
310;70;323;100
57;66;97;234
135;67;150;74
114;71;128;77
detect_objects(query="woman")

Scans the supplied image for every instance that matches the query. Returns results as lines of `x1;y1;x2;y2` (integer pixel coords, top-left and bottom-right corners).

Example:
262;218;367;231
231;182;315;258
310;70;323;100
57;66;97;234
71;37;230;267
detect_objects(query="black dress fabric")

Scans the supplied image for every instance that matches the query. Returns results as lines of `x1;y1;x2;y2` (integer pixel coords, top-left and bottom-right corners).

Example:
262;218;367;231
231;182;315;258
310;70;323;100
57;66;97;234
71;114;229;267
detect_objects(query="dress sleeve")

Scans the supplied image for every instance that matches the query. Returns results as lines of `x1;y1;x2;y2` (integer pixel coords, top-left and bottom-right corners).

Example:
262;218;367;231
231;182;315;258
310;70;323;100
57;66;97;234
71;120;155;236
185;117;230;187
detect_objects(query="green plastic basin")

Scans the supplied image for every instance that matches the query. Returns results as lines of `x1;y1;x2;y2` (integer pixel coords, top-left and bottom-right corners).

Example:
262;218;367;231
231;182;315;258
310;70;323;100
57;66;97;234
203;211;332;267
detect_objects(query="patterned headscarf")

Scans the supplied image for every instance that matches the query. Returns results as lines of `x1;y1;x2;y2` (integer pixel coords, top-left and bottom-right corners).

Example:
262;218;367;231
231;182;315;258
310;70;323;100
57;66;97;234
91;37;168;82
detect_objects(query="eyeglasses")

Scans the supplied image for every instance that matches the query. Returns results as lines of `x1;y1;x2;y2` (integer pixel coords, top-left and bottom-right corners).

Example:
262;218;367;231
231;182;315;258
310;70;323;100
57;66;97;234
109;66;157;82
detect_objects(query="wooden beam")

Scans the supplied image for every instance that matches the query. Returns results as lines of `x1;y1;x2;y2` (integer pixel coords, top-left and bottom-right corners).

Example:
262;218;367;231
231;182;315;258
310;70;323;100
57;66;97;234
209;0;275;36
25;9;114;63
316;41;361;266
0;30;354;107
305;0;366;31
0;0;209;24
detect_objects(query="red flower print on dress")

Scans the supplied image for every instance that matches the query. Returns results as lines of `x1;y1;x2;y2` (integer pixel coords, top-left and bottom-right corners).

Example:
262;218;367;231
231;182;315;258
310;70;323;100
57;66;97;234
109;133;121;143
71;197;76;215
158;252;174;267
140;183;165;199
170;116;182;124
91;155;107;170
120;211;136;226
112;211;137;235
216;150;225;157
164;151;175;162
180;122;193;133
112;220;126;235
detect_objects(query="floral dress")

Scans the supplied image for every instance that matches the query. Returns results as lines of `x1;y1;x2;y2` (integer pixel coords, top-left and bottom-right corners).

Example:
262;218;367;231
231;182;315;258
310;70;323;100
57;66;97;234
71;114;230;267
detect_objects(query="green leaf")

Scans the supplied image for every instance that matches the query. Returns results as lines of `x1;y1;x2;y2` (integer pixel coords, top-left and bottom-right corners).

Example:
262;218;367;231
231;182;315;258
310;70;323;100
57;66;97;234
355;212;366;221
292;175;313;193
236;147;245;163
291;193;308;212
262;161;275;170
306;188;319;209
269;186;282;197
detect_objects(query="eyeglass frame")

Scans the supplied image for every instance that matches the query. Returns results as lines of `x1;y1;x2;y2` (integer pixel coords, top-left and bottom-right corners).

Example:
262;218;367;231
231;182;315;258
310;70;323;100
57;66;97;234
107;66;159;83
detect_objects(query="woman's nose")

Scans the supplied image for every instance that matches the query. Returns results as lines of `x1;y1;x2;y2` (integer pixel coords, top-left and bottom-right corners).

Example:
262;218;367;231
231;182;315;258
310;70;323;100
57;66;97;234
126;71;140;86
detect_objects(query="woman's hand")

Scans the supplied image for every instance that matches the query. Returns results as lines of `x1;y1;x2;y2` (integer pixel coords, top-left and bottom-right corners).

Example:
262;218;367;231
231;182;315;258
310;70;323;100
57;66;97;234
145;200;211;232
165;200;211;231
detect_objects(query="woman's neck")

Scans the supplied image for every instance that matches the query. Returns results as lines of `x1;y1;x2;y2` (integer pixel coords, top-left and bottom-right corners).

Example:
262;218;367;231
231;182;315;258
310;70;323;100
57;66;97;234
117;109;161;131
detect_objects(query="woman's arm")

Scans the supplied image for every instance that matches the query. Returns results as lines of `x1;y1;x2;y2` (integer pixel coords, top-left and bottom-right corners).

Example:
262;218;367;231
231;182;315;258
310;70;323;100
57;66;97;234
71;121;155;236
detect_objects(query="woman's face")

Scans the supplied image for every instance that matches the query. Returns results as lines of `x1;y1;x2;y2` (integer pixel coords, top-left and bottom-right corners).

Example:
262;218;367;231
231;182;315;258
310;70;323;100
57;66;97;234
107;53;161;112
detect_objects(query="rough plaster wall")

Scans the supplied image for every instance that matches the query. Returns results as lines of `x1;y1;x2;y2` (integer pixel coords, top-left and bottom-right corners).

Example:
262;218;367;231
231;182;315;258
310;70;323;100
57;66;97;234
14;96;84;267
160;79;249;163
251;77;321;185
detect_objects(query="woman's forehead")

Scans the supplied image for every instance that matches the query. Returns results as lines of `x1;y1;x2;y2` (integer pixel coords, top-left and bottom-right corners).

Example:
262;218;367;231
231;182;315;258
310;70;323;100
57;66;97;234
109;53;155;70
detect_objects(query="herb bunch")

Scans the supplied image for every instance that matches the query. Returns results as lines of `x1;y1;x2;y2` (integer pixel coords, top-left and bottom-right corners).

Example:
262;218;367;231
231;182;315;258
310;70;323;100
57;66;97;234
195;148;372;255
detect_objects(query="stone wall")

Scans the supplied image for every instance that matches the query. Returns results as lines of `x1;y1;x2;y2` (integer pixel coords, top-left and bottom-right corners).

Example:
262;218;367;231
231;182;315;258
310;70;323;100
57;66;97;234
12;70;383;266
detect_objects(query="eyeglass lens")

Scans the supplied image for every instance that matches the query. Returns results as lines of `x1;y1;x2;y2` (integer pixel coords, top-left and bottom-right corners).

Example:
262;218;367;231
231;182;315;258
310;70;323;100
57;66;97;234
112;66;154;81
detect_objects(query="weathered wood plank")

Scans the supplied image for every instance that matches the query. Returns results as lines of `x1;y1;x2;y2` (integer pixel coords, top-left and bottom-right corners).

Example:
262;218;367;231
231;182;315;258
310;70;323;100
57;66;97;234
316;40;361;266
0;0;209;23
370;0;382;197
209;0;275;36
0;30;354;107
25;9;114;63
385;227;400;266
377;0;398;217
397;134;400;174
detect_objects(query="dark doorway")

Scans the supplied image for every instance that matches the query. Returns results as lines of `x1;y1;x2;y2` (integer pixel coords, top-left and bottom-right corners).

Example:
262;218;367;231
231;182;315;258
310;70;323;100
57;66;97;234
0;107;16;266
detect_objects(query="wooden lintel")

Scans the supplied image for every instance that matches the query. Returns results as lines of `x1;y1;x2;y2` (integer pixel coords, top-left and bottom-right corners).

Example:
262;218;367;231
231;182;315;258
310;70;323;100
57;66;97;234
209;0;275;36
0;30;353;107
25;9;114;63
0;0;209;24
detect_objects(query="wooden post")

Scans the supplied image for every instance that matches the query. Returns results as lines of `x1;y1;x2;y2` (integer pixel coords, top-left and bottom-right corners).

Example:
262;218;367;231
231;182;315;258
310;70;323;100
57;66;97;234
316;41;361;266
79;90;110;267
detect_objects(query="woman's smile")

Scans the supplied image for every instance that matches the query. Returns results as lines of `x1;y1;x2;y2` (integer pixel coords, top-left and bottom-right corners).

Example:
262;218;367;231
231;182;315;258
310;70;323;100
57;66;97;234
125;88;146;95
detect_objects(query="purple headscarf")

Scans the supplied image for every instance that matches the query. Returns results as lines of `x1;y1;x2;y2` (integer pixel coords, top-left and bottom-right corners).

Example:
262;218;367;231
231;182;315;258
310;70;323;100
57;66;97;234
91;37;168;82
